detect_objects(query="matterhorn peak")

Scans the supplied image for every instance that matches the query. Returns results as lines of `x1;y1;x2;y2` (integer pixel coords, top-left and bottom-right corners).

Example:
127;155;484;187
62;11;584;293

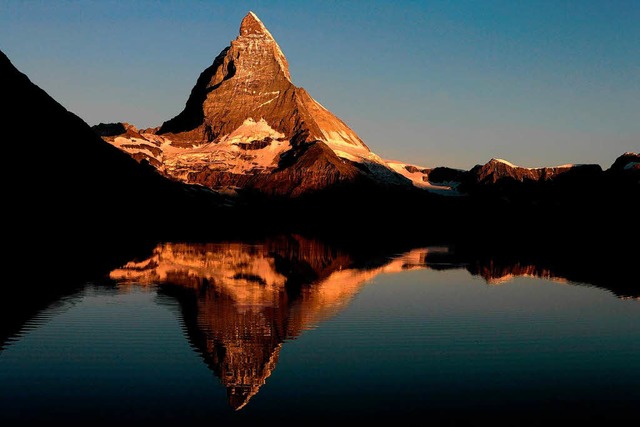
157;11;372;154
105;12;413;196
239;11;272;37
232;11;291;82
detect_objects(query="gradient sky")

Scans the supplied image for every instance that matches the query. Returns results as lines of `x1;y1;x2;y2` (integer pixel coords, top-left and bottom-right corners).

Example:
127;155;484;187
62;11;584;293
1;0;638;169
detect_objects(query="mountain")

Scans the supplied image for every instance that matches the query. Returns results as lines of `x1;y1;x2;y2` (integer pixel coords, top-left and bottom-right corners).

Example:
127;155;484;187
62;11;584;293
97;12;416;197
467;158;602;185
419;157;606;189
427;155;639;195
608;152;640;175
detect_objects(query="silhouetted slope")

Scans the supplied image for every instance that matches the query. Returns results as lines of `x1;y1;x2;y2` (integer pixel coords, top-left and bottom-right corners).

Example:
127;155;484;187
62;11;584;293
1;50;227;275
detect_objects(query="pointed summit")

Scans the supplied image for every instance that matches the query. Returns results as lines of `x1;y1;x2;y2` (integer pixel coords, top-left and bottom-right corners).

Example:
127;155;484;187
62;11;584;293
233;11;291;82
239;11;271;37
158;11;368;151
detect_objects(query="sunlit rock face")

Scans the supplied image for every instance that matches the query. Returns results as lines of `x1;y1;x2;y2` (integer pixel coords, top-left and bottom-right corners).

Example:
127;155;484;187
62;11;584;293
469;158;602;185
609;152;640;173
98;12;410;196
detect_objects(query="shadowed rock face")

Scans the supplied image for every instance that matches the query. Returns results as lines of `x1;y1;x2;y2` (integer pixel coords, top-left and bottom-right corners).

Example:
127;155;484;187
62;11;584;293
448;154;638;192
428;167;467;184
419;156;638;214
609;152;640;172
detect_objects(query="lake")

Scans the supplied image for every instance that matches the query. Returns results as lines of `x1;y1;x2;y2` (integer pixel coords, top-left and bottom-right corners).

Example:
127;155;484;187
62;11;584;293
2;235;639;424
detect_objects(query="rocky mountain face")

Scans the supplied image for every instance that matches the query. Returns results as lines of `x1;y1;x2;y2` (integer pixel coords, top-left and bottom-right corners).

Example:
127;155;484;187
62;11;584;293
608;152;640;176
158;12;365;150
99;12;416;197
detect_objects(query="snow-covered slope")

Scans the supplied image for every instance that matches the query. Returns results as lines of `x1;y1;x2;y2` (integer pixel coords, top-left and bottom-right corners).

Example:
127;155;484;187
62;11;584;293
386;161;459;194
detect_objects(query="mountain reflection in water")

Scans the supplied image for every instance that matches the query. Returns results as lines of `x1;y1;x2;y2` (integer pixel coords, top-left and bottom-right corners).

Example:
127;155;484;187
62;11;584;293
106;234;636;410
109;236;441;409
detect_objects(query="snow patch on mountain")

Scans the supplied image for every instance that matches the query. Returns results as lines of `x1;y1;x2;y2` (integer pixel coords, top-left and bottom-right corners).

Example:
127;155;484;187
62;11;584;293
220;118;285;144
387;161;458;195
493;158;518;168
492;158;583;171
112;136;162;160
162;138;291;179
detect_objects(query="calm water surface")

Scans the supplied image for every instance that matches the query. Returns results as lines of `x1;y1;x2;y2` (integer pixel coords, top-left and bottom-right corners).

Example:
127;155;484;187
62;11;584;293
2;237;639;424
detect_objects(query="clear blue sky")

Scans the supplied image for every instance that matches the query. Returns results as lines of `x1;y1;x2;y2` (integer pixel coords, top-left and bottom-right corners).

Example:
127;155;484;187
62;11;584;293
1;0;638;168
